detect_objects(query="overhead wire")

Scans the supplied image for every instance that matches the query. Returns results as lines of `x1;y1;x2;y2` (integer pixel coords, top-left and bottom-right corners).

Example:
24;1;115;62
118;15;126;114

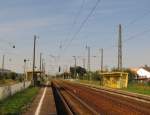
62;0;101;53
61;0;85;49
126;9;150;27
57;0;86;62
59;1;149;69
58;0;101;70
57;0;86;70
105;26;150;51
124;28;150;42
105;8;150;50
123;7;150;42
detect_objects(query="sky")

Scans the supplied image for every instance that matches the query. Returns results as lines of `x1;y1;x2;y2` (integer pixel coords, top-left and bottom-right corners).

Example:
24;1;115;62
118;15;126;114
0;0;150;74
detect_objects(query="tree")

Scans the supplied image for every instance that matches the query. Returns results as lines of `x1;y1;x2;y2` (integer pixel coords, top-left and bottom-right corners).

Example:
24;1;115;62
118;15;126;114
70;66;86;79
111;67;137;83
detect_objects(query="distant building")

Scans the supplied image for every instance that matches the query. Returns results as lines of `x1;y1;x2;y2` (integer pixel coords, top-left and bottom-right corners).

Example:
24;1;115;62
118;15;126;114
131;67;150;82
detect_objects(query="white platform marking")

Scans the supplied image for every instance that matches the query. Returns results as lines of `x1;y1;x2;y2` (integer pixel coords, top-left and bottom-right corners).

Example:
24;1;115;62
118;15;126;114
35;83;48;115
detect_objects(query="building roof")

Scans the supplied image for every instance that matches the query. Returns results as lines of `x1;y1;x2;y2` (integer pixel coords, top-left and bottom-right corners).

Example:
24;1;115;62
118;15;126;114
100;72;128;77
137;68;150;78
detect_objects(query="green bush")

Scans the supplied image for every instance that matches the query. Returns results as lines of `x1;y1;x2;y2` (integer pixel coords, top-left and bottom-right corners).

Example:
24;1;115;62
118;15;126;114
111;67;137;83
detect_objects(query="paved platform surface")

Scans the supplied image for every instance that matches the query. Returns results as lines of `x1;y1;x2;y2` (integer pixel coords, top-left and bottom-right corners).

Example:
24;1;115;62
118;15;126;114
23;85;57;115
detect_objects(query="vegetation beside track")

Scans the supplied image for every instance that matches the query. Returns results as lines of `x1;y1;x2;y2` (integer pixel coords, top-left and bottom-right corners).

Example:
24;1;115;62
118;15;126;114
74;80;150;96
0;86;39;114
122;83;150;95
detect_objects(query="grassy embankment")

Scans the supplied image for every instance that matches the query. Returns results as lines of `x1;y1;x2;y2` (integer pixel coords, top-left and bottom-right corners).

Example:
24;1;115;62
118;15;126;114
75;80;150;95
122;83;150;95
0;86;39;114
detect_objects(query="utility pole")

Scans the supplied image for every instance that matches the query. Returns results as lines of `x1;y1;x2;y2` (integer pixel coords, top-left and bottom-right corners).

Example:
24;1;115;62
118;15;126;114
118;24;122;71
32;35;36;86
2;55;5;79
43;62;46;74
40;53;42;78
86;46;91;80
42;59;45;74
100;48;103;72
2;55;5;72
83;58;86;69
73;56;77;79
87;46;90;72
24;59;27;88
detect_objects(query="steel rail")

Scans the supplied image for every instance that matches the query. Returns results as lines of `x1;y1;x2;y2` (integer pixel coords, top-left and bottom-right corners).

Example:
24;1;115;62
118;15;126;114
52;81;99;115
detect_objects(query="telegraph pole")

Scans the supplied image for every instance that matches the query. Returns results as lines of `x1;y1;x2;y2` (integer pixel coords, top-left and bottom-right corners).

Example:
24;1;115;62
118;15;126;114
73;56;77;79
2;55;5;72
118;24;122;71
86;46;91;80
100;48;103;72
42;59;44;73
42;59;45;74
2;55;5;79
32;35;36;86
87;46;90;72
40;53;42;78
24;59;27;88
83;58;86;69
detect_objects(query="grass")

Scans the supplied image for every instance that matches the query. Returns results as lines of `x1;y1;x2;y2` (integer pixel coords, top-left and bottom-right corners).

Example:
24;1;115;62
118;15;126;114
122;83;150;95
0;87;39;115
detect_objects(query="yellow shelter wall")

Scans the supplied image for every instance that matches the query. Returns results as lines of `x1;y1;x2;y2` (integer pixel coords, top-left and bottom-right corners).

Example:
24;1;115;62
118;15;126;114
101;73;128;88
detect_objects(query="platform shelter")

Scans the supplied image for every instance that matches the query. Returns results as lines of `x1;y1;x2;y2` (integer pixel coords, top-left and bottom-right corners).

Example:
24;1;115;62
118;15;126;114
100;72;128;88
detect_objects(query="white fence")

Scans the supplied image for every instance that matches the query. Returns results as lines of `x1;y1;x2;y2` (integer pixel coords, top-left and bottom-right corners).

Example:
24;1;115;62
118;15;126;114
0;81;31;101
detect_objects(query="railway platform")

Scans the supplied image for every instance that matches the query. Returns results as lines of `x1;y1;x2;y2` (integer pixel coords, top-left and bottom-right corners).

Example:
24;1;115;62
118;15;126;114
23;84;57;115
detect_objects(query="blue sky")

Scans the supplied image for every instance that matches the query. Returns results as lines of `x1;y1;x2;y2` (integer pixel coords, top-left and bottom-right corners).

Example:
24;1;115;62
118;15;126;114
0;0;150;73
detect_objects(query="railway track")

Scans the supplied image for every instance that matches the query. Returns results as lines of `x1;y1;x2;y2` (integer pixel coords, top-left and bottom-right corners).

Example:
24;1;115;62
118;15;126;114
77;82;150;102
52;81;98;115
52;80;150;115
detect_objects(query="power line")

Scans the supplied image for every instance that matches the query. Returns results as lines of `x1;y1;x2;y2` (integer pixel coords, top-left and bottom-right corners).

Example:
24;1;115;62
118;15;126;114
126;10;150;27
58;0;85;63
63;0;101;52
60;0;85;51
105;26;150;51
124;28;150;42
105;7;150;50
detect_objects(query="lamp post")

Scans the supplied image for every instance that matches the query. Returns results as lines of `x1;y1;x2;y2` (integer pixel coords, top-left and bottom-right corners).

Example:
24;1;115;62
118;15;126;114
24;59;30;81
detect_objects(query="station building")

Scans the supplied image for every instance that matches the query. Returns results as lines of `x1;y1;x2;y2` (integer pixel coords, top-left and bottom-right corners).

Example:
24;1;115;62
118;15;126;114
131;67;150;82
